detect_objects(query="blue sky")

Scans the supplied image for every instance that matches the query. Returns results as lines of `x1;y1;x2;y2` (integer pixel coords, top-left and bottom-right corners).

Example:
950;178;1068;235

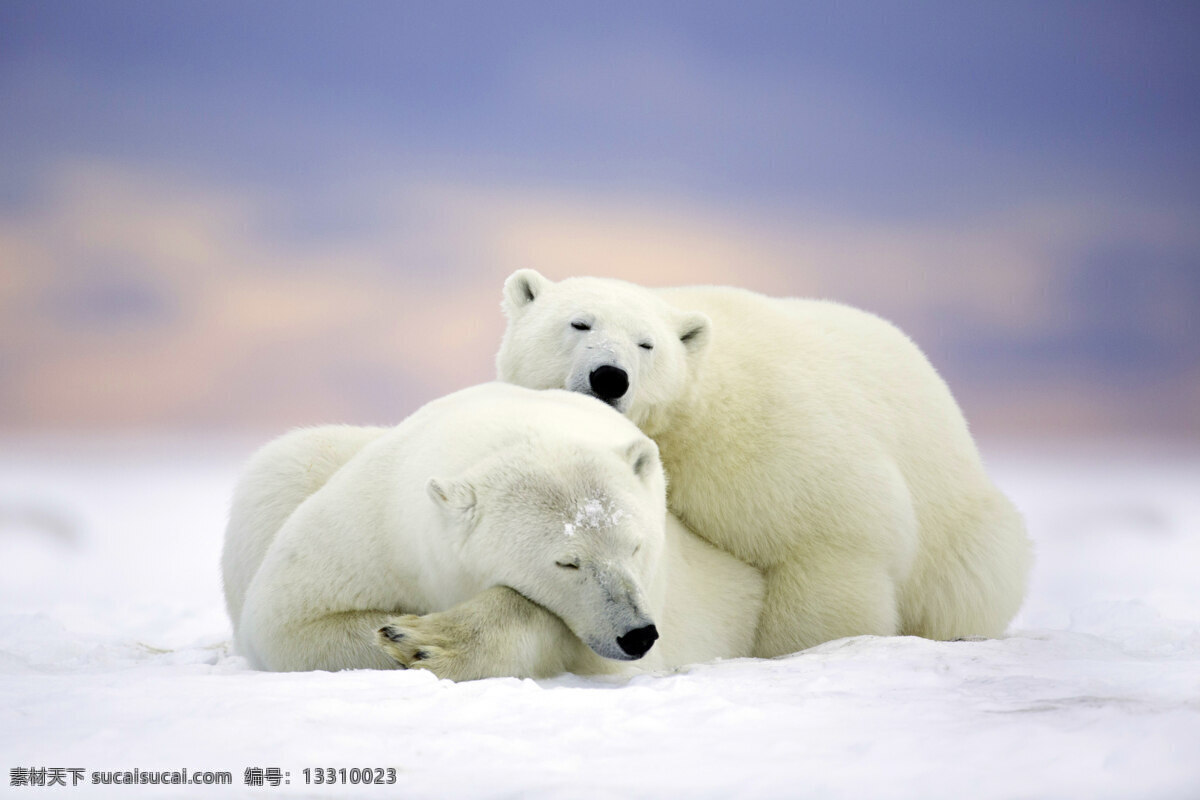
4;2;1196;208
1;1;1197;436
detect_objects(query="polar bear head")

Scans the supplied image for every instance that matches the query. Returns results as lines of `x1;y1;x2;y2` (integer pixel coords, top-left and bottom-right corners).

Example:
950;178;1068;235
427;430;667;661
496;270;710;435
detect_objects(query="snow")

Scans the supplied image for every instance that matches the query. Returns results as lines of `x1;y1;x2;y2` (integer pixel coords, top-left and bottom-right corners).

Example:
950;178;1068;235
2;437;1199;798
565;497;625;537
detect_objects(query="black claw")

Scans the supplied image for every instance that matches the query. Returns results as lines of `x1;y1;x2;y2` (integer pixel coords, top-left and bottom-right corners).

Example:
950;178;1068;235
414;649;428;661
380;626;405;642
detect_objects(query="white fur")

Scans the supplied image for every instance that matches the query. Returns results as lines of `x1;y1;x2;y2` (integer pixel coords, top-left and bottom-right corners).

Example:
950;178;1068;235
222;383;762;678
496;271;1033;657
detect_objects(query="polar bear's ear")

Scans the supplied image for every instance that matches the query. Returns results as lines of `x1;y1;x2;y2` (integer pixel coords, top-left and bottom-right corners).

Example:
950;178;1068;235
502;269;551;315
677;311;711;354
427;477;477;521
624;439;660;481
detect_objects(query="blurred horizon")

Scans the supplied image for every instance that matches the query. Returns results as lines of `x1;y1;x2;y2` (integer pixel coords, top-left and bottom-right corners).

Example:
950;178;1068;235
2;1;1198;441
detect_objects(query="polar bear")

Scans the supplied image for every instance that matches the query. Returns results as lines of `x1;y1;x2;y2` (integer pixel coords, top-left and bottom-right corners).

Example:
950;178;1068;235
496;271;1032;658
222;382;762;679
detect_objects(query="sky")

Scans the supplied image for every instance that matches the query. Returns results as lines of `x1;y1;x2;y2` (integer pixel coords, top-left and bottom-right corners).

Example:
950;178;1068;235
1;1;1198;438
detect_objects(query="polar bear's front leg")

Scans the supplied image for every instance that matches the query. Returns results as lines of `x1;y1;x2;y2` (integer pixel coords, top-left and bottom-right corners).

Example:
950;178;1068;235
239;608;408;672
377;586;604;681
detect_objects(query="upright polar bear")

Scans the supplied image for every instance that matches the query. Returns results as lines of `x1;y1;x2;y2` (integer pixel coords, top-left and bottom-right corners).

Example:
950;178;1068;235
497;271;1032;657
222;382;762;679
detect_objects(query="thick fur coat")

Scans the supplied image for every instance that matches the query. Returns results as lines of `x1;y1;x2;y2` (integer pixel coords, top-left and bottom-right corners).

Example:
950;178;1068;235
222;383;762;678
497;271;1032;657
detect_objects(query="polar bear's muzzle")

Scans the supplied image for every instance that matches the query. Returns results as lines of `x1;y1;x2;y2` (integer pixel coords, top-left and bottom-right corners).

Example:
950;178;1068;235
616;623;659;658
588;365;629;407
574;565;658;660
587;618;659;661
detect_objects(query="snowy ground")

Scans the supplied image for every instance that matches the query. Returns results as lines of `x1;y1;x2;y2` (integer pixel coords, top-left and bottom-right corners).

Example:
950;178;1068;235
2;436;1198;799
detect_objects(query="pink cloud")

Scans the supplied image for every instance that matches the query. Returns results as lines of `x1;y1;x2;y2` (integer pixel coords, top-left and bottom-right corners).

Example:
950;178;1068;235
2;160;1195;438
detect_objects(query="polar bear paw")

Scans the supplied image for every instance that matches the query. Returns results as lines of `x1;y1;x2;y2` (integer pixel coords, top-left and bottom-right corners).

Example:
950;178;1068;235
377;614;473;679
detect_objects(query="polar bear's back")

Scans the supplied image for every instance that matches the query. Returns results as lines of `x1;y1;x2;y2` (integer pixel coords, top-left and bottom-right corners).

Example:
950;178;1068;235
657;285;989;492
399;383;648;475
659;287;970;442
222;424;390;626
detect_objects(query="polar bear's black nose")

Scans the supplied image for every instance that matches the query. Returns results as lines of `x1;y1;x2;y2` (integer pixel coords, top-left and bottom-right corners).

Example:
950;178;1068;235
589;366;629;402
616;623;658;658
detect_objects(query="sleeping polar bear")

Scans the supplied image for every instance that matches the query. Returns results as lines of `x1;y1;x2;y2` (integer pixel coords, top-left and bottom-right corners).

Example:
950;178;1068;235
497;271;1033;657
222;383;763;679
